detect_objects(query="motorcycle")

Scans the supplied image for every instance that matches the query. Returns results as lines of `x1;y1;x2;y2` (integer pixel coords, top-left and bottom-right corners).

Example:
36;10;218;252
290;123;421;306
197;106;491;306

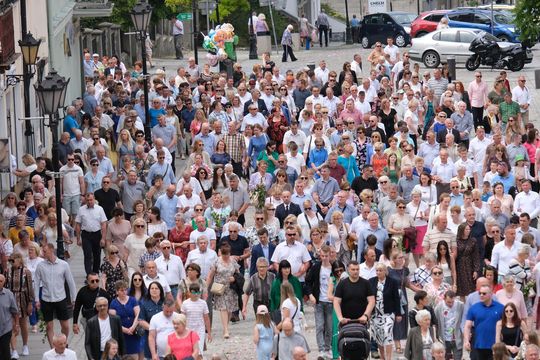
465;32;533;72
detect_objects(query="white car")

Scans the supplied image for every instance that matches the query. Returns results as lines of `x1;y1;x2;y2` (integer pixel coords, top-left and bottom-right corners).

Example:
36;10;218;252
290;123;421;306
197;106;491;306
409;28;516;68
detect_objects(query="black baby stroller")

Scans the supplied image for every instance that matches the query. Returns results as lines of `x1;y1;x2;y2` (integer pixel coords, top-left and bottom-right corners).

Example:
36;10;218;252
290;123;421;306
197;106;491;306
337;320;371;360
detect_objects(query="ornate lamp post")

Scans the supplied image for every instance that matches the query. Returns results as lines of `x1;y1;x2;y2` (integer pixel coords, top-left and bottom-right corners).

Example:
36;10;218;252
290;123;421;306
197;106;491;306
131;2;153;144
34;70;70;259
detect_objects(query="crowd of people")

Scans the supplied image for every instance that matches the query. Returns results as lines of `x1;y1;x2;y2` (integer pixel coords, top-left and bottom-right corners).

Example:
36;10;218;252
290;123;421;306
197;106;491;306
0;32;538;360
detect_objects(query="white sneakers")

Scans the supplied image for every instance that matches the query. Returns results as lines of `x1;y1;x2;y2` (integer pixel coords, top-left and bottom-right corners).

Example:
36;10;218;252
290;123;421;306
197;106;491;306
22;345;30;356
11;350;19;359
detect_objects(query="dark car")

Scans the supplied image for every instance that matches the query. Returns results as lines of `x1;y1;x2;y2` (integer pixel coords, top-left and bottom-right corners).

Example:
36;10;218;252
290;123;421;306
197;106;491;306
410;10;450;38
359;12;412;48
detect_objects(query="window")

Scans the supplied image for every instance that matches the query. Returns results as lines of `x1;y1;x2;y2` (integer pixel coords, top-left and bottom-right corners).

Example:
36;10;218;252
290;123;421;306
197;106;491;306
473;14;491;25
448;13;473;23
432;32;441;41
427;14;445;22
458;31;475;43
381;14;393;24
440;31;456;42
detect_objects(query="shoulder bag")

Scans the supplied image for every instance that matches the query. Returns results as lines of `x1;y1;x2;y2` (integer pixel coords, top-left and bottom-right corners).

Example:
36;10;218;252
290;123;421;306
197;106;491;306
210;282;226;296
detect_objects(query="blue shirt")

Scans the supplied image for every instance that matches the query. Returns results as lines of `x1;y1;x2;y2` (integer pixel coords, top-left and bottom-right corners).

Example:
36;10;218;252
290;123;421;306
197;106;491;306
154;193;179;229
63;115;79;139
193;133;217;156
449;193;464;207
491;173;516;194
147;162;176;187
351;18;360;27
357;226;389;254
466;300;504;350
325;204;357;225
148;108;166;128
308;148;328;168
181;107;196;131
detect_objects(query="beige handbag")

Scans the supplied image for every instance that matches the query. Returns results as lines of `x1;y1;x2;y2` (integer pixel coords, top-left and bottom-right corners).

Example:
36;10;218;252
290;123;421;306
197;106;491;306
210;282;226;296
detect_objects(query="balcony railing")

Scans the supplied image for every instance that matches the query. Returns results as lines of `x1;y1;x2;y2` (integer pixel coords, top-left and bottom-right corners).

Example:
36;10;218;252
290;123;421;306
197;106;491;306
73;0;114;18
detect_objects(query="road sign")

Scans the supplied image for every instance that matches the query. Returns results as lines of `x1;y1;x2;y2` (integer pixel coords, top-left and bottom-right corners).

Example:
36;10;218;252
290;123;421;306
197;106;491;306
177;13;193;21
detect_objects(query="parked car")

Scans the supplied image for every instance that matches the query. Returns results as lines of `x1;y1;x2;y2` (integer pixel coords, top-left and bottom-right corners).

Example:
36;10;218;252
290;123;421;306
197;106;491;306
444;8;520;42
409;27;519;68
410;10;450;38
359;12;412;48
387;11;418;34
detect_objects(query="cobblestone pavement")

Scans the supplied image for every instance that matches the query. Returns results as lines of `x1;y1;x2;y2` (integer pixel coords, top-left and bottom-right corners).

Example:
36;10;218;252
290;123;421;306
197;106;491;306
22;41;540;359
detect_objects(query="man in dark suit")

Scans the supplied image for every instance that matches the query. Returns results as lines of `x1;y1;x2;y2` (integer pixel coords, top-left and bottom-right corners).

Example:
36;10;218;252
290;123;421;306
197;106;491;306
436;118;461;144
242;89;269;117
250;228;276;276
85;297;125;360
275;190;302;227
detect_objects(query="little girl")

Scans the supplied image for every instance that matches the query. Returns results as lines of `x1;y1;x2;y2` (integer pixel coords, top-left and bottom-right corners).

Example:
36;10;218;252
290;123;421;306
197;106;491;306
181;283;211;356
253;305;275;360
101;339;121;360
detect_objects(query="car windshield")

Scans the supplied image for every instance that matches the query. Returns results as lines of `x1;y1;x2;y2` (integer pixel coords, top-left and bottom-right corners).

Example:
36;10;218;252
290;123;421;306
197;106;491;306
477;31;501;42
391;13;417;25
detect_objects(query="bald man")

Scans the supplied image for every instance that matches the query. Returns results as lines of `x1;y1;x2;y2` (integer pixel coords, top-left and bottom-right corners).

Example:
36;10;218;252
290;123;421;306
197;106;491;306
42;334;77;360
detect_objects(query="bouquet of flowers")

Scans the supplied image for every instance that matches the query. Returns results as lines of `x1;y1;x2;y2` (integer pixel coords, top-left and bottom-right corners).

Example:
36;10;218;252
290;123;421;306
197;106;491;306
523;279;536;298
210;210;227;232
250;181;267;210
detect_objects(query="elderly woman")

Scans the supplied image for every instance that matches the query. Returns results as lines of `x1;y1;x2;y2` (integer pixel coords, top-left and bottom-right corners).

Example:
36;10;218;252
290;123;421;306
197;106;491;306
508;244;532;293
101;244;129;299
297;200;323;243
423;265;451;308
495;275;528;320
281;25;297;62
207;243;240;339
369;262;402;360
249;161;273;192
405;309;435;360
105;208;131;260
166;313;199;359
40;213;69;250
168;214;192;263
6;252;34;357
407;189;430;267
328;210;353;266
387;199;414;250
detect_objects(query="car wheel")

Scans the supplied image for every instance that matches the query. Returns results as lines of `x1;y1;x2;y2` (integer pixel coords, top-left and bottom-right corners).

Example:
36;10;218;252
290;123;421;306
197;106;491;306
415;31;428;38
498;35;511;42
395;34;406;47
422;50;440;68
361;36;370;49
508;59;524;71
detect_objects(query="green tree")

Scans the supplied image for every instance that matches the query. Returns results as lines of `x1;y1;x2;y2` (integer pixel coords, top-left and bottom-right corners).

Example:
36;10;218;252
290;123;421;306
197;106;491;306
513;0;540;45
164;0;249;22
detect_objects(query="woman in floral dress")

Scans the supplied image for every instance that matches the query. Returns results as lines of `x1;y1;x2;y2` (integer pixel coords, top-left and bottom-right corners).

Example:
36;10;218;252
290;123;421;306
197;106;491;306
168;214;192;263
207;243;240;339
455;223;480;298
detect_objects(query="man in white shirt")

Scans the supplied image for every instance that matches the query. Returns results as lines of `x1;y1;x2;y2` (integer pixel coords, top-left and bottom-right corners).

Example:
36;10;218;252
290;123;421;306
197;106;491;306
512;76;531;124
323;88;341;118
260;84;276;111
350;205;371;236
431;148;457;198
359;248;377;279
143;261;172;297
84;297;124;360
241;105;267;131
176;170;204;199
306;86;325;107
516;213;540;246
468;126;492;179
43;333;77;360
186;235;218;280
75;193;107;275
314;60;330;84
155;240;186;301
360;78;377;104
491;226;520;277
148;138;173;165
148;299;178;360
271;226;312;282
514;180;540;227
283;121;307;150
189;217;217;250
60;154;85;225
383;37;400;65
355;90;372;115
177;185;201;220
350;54;363;81
272;67;286;85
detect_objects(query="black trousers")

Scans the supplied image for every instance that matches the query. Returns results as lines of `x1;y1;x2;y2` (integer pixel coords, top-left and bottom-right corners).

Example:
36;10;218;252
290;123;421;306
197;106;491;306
82;230;102;275
231;159;243;180
471;106;484;128
170;151;176;175
318;25;329;47
0;331;11;360
282;45;297;62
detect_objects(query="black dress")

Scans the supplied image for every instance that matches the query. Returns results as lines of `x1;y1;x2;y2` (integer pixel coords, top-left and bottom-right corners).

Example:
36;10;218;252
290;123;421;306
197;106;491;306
501;324;522;357
388;267;409;341
378;108;397;141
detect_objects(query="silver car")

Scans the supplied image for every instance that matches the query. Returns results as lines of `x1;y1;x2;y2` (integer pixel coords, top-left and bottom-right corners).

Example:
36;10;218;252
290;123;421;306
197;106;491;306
409;28;515;68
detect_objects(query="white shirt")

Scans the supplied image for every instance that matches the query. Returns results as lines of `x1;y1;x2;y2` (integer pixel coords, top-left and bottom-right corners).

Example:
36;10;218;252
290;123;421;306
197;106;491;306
60;164;83;196
468;136;492;173
155;254;186;286
143;273;171;293
323;96;341;117
176;177;203;198
185;248;218;279
514;190;540;219
360;262;376;280
98;316;112;351
177;194;202;219
271;241;311;281
260;93;275;111
149;311;178;357
491;241;520;276
241;112;266;131
75;204;107;232
384;44;400;63
512;85;531;113
314;67;329;84
351;60;362;79
189;228;217;244
283;130;306;150
306;94;324;107
350;215;369;235
42;348;78;360
285;152;306;174
431;161;457;183
354;99;371;115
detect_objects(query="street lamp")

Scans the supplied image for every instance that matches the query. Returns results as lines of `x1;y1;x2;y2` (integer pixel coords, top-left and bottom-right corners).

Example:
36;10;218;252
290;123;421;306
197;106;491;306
18;32;42;154
131;1;153;144
34;69;70;260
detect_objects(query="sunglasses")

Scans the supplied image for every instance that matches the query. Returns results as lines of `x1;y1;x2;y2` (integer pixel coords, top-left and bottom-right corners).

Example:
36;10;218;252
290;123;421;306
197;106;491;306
195;208;204;212
133;278;142;282
89;279;100;283
135;224;145;228
109;251;118;255
432;271;442;275
286;233;296;236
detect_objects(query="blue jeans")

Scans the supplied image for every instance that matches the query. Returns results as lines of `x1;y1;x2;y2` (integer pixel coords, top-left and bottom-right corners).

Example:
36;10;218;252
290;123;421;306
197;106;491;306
315;302;333;352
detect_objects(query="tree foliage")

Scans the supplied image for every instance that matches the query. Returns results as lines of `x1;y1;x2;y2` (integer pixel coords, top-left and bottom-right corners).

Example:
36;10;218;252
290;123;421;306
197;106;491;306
164;0;249;21
513;0;540;45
